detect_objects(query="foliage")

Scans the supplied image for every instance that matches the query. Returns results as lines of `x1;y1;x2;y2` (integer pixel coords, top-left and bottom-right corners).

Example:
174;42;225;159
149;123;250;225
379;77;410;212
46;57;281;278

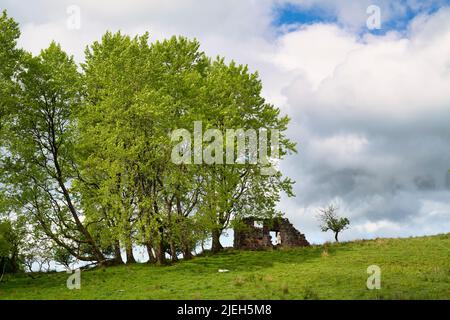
0;218;27;274
0;10;23;127
317;205;350;242
0;11;296;267
52;247;75;270
0;39;106;263
77;32;296;262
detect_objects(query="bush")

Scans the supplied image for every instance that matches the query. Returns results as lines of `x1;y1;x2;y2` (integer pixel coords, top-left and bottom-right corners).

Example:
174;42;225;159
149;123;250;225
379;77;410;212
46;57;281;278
0;220;23;274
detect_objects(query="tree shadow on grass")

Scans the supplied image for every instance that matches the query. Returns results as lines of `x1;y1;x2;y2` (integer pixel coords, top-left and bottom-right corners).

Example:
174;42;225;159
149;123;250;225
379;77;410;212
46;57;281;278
174;244;354;275
0;244;356;298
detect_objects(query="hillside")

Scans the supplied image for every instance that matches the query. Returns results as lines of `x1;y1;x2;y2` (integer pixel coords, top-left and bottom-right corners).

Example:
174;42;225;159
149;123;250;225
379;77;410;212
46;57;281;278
0;233;449;300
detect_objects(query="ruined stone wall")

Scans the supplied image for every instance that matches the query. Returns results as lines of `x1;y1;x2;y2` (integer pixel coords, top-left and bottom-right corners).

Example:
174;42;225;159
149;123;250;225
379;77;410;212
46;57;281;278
233;219;272;250
233;217;309;250
276;219;310;247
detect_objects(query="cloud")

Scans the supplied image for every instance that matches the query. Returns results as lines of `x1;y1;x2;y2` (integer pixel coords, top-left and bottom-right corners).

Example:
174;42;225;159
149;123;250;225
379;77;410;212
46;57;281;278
276;7;450;242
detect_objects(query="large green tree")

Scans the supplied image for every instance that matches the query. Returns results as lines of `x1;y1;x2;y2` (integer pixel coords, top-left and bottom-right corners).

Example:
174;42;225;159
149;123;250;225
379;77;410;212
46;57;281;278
77;32;154;264
0;10;22;128
194;59;296;252
0;41;107;264
79;34;209;264
77;32;297;258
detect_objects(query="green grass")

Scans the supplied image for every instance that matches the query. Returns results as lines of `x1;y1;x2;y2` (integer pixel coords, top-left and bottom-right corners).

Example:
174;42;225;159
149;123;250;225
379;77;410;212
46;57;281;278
1;233;449;300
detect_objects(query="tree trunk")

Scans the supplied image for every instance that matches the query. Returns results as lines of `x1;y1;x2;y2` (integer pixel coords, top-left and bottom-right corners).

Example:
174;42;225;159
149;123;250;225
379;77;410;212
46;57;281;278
335;232;339;243
146;242;155;264
155;227;166;265
52;142;106;264
34;213;98;262
155;241;165;265
113;241;124;265
183;245;193;260
211;229;223;253
126;243;136;264
170;241;178;262
11;250;19;273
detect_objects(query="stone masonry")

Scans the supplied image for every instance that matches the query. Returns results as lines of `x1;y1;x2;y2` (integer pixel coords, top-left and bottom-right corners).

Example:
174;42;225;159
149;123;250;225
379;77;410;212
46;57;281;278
233;217;309;250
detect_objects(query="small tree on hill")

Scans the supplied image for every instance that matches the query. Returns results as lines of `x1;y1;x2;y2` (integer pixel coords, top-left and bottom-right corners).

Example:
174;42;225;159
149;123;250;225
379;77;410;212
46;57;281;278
317;205;350;242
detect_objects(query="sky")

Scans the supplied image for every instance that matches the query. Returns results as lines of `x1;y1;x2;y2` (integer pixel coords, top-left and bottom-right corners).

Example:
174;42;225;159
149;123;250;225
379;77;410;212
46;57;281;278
2;0;450;245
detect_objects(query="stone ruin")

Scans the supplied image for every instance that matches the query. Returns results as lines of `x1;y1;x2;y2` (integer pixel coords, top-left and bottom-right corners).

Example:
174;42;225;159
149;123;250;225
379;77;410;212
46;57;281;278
233;217;310;250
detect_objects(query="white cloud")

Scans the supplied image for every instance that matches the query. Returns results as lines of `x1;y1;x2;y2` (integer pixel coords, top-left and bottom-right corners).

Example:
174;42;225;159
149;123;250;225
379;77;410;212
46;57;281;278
354;220;402;233
276;7;450;242
271;24;361;88
308;134;369;165
281;17;450;123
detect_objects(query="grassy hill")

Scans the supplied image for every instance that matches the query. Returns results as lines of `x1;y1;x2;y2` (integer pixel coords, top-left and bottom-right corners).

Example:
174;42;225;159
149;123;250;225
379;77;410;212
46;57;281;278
0;233;449;300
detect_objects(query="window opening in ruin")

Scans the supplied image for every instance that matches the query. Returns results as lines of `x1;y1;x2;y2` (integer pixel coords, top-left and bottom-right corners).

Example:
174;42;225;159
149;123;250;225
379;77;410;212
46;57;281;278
270;231;278;246
254;221;263;228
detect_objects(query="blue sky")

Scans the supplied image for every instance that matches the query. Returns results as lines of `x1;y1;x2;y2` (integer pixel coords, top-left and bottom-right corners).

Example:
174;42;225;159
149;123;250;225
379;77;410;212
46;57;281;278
274;3;337;26
274;0;450;35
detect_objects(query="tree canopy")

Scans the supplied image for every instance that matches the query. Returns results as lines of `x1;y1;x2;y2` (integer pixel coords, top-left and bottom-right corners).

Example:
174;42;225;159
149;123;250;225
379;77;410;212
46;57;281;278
0;11;296;269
